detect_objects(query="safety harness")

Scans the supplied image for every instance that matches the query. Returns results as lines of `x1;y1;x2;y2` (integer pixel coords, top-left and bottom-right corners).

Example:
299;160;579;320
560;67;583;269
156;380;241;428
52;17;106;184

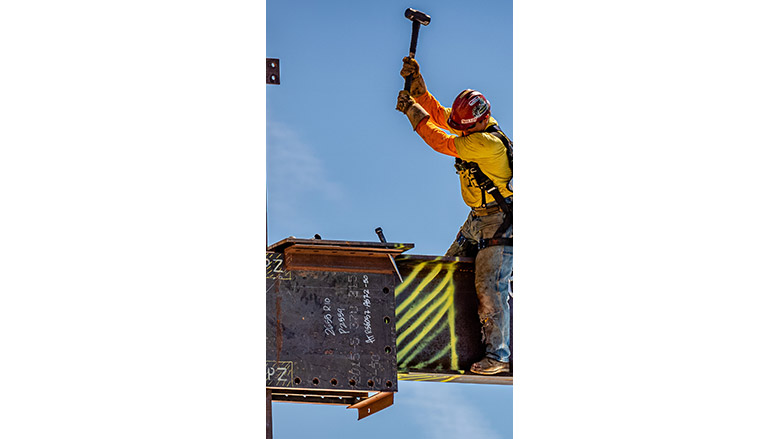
454;124;513;250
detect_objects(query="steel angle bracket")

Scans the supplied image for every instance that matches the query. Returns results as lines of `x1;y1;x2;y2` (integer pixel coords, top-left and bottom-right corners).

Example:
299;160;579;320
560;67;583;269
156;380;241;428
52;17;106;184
267;58;280;84
347;391;394;420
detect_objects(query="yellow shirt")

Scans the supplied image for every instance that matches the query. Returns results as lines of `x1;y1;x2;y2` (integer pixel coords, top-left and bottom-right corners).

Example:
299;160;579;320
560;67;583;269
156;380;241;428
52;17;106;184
413;91;513;208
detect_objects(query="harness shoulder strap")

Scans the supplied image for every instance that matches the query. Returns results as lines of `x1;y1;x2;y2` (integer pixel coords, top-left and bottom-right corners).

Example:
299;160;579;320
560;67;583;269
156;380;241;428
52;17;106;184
485;124;513;175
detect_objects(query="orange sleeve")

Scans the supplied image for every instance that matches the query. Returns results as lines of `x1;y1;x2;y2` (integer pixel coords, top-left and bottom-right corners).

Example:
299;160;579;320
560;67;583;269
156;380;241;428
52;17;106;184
415;91;456;133
414;117;459;158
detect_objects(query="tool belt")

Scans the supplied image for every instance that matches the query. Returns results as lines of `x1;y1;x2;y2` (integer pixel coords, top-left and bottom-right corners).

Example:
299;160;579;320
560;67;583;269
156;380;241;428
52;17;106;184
471;201;505;217
471;197;513;249
478;237;513;250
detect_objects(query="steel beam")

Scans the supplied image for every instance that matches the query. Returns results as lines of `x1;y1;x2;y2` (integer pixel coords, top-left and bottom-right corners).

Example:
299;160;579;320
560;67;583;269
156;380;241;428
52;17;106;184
394;255;513;382
265;237;512;427
266;239;412;397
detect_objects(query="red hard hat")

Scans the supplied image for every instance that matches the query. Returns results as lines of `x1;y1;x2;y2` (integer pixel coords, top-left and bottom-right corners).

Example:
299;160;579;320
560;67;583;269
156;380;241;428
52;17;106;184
447;89;491;131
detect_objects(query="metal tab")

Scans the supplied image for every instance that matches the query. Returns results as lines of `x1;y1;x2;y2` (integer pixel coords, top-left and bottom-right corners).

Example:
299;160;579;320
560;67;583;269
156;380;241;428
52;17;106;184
347;391;394;420
267;58;280;84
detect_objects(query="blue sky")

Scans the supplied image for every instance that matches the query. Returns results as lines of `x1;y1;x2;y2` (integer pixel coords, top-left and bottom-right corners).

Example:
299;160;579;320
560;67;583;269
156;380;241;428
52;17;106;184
266;1;514;437
266;0;512;255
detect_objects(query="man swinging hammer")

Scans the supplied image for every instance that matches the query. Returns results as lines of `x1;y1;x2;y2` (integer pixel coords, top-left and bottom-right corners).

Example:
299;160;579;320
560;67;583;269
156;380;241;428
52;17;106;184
396;57;513;375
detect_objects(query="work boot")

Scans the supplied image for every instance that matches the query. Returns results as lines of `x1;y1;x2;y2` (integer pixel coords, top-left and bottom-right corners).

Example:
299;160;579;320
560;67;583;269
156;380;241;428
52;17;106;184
470;357;510;375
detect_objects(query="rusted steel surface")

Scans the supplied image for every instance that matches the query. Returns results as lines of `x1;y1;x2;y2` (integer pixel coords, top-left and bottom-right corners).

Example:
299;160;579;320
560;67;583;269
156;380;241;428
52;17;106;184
266;389;273;439
268;388;369;406
267;238;513;392
266;239;409;396
283;248;397;274
266;58;280;84
394;255;513;383
347;391;394;420
267;238;414;254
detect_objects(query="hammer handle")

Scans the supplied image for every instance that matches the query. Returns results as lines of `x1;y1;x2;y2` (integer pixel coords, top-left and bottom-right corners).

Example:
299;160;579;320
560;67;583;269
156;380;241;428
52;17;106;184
408;21;421;57
404;75;413;91
404;21;421;91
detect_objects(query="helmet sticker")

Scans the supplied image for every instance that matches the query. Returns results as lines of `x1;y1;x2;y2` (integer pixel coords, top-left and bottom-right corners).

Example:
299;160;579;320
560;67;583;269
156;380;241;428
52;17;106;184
472;98;488;117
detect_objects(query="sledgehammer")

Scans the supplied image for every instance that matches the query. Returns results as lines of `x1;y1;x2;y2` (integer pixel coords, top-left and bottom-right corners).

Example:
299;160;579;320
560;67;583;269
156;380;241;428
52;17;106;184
403;8;431;91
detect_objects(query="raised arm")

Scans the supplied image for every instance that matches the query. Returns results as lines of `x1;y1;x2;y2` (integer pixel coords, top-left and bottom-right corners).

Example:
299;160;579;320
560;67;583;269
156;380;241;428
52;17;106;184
396;90;458;158
400;57;459;133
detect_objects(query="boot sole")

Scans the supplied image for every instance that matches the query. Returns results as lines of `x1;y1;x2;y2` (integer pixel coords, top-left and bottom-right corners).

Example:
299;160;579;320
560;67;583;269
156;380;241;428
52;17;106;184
469;366;510;375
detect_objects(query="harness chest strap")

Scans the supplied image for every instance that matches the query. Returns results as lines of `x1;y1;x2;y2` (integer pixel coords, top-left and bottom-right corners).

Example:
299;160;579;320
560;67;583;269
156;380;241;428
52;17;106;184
454;163;513;248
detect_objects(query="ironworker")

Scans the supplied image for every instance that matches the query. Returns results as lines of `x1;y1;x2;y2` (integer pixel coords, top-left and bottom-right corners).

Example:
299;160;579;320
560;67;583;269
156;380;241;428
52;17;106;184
396;57;513;375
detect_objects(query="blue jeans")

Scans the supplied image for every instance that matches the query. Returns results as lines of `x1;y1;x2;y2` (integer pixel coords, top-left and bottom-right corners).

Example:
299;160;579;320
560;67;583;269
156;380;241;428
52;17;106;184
445;209;513;362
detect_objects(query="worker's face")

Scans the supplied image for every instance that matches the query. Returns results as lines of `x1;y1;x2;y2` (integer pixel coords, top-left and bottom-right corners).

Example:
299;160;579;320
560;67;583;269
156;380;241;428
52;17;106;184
462;117;490;135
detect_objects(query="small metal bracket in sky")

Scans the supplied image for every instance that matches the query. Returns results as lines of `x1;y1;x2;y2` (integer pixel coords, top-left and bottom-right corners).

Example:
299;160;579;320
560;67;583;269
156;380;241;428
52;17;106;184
266;58;280;84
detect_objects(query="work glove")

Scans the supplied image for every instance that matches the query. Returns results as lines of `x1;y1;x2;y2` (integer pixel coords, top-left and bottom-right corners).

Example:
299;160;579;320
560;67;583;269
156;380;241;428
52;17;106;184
396;89;415;113
400;56;427;98
396;90;429;130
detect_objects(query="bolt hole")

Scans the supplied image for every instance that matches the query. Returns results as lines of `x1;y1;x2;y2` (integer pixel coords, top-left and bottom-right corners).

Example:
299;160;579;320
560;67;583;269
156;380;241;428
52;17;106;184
386;380;393;388
367;379;374;387
349;379;356;386
293;377;301;385
385;346;392;354
270;75;277;81
383;287;390;294
312;378;319;385
331;378;338;386
383;316;391;324
271;62;276;68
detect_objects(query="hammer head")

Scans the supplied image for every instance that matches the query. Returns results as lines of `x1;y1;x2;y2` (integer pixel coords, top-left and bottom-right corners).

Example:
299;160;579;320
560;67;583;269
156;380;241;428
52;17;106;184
405;8;431;26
